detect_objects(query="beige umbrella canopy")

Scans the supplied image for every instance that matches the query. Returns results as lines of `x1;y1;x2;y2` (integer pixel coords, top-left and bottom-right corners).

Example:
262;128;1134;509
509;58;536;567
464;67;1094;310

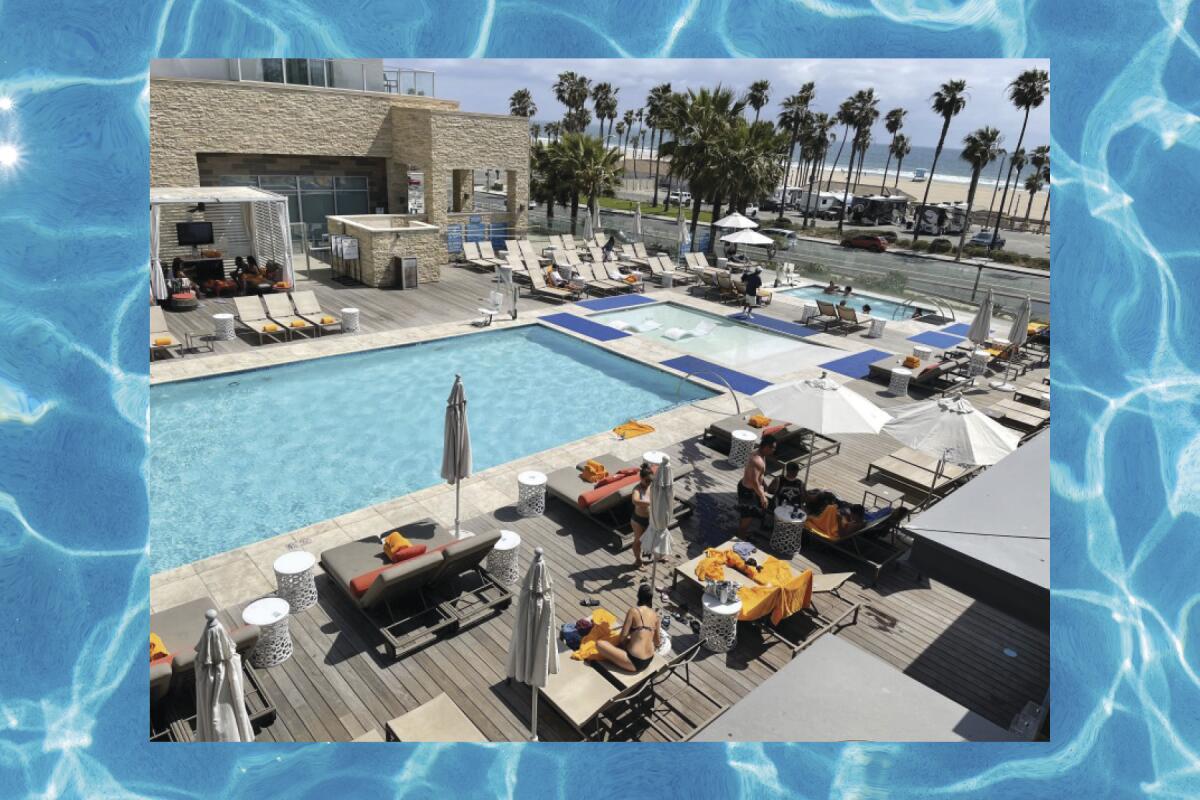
720;228;774;246
713;211;759;229
506;547;559;741
194;609;254;742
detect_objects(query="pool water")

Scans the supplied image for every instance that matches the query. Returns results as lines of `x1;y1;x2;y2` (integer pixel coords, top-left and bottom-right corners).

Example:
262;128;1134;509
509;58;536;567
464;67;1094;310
149;325;713;571
783;284;920;320
592;303;824;378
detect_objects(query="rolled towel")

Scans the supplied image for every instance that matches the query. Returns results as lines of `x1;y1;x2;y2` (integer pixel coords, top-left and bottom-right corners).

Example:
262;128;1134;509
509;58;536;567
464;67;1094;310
663;327;689;341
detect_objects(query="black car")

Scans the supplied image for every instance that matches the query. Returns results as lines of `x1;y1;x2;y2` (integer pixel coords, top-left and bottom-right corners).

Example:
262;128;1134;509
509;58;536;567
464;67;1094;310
760;198;783;213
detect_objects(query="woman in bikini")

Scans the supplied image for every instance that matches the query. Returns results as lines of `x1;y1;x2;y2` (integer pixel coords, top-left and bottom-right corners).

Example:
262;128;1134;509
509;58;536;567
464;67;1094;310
629;463;653;570
596;583;661;672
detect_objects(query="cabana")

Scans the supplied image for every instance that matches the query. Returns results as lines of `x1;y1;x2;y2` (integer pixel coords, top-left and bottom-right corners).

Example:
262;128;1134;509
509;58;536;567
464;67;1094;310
150;187;294;301
902;430;1049;629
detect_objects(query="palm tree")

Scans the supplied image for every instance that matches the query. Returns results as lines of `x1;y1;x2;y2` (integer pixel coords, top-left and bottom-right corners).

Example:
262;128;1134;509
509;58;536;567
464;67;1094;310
669;85;746;250
554;132;623;235
553;71;592;133
591;82;618;142
879;107;906;193
531;140;573;225
801;112;836;227
1022;146;1049;226
529;122;541;143
954;126;1003;260
543;121;562;143
776;83;815;221
509;88;536;117
825;97;856;191
989;68;1049;250
911;78;968;245
1005;147;1027;224
646;82;672;207
632;108;646;178
747;79;771;123
620;109;636;172
839;88;879;233
658;91;688;213
890;133;911;188
1034;152;1051;235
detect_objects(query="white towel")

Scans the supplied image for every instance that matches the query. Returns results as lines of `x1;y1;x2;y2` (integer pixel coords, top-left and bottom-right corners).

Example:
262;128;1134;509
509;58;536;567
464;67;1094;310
632;319;661;332
663;327;688;341
692;321;716;337
609;320;633;332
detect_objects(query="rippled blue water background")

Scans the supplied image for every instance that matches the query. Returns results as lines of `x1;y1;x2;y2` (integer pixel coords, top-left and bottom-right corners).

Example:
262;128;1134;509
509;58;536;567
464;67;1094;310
0;1;1196;797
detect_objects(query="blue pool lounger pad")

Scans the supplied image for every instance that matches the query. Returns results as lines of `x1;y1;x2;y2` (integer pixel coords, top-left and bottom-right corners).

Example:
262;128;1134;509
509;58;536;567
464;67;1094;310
576;294;656;311
819;349;892;379
908;330;965;349
540;313;630;342
727;312;819;338
941;322;971;336
659;355;772;394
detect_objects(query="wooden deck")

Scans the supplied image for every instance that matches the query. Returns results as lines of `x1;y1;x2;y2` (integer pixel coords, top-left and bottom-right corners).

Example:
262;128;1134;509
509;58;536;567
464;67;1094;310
204;384;1049;743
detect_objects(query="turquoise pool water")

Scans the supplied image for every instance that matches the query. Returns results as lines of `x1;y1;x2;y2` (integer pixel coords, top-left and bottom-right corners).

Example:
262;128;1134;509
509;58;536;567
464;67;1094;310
149;326;713;571
783;284;924;320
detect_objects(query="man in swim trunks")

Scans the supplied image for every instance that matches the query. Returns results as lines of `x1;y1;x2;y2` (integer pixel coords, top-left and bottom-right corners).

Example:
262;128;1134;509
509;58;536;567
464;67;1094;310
737;434;776;538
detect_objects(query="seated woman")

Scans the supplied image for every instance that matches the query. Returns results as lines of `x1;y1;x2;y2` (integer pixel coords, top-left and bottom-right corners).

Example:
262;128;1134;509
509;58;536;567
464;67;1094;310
768;462;805;512
264;260;284;284
595;583;661;673
629;464;653;570
237;256;266;293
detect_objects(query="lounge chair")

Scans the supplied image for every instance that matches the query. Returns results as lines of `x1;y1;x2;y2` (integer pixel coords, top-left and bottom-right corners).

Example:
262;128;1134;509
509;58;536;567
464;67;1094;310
263;292;317;339
803;504;911;586
1014;381;1050;408
835;305;873;330
867;356;973;396
992;398;1050;432
561;233;580;252
696;268;719;298
625;242;653;268
600;260;644;292
543;454;694;550
685;252;710;272
150;305;184;360
290;290;342;335
808;300;842;331
576;261;626;295
702;409;842;466
865;446;977;499
714;270;740;303
478;241;506;265
384;692;487;742
232;296;287;344
527;263;580;303
460;241;494;271
733;274;773;307
591;232;608;249
518;240;549;268
651;255;696;285
546;234;565;252
587;244;634;271
320;520;509;659
672;538;860;651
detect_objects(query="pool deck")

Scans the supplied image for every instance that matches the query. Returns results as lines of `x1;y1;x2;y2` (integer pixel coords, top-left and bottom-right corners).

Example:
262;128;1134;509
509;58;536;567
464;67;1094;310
149;256;1049;742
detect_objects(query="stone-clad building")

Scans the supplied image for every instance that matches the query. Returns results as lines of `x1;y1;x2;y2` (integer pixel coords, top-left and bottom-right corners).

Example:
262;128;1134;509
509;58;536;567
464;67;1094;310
150;59;529;285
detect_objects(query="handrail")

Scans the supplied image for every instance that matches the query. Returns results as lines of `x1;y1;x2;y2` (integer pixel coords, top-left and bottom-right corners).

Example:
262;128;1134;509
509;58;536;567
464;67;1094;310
891;294;957;323
674;370;743;416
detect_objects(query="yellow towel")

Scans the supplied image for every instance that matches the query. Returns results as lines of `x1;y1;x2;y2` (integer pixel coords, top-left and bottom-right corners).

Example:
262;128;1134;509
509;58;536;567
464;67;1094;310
580;459;609;484
320;315;335;325
150;633;170;662
572;608;621;661
613;420;655;440
289;319;306;328
694;550;812;625
903;355;921;369
382;531;411;561
153;337;172;347
748;414;771;429
263;323;280;333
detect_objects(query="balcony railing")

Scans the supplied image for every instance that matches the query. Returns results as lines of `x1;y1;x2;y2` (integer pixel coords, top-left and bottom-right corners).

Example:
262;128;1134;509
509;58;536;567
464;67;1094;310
229;60;434;97
382;68;435;97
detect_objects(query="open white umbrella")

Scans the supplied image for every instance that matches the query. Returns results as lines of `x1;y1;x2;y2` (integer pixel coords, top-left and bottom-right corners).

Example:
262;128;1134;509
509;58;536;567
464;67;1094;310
753;372;891;483
440;375;472;538
644;455;675;598
713;211;759;229
881;394;1020;502
506;547;558;741
720;228;774;246
633;202;643;240
195;609;254;742
966;288;994;346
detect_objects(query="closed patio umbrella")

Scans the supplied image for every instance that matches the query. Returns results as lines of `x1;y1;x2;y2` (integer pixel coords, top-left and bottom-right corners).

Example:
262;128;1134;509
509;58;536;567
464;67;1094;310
753;372;891;484
676;203;691;257
633;202;643;241
1008;297;1032;349
644;455;675;598
440;375;472;538
966;288;993;345
497;263;516;318
195;609;254;742
506;547;559;741
713;211;759;230
882;394;1020;502
583;205;595;243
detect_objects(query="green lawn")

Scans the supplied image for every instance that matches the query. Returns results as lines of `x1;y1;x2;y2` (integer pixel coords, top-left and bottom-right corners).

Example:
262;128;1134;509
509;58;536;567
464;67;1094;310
589;195;713;224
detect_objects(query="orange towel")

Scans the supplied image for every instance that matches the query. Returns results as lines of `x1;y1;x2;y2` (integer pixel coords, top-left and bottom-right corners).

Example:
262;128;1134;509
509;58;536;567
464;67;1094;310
289;319;306;328
580;459;609;484
805;504;843;540
320;315;335;325
903;355;921;369
150;633;170;662
263;323;280;333
624;274;639;285
748;414;771;429
571;608;621;661
153;337;172;347
740;558;813;625
613;420;654;439
382;531;411;562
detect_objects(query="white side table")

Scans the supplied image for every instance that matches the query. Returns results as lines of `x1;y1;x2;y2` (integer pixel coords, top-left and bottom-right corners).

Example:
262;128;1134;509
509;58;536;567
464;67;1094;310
273;551;317;612
729;429;757;468
866;317;887;338
701;592;742;653
212;313;235;342
770;505;806;557
660;272;675;288
799;304;818;325
642;450;668;467
242;597;292;668
517;470;547;517
486;530;521;585
912;344;933;361
968;349;990;377
341;307;361;334
888;367;912;396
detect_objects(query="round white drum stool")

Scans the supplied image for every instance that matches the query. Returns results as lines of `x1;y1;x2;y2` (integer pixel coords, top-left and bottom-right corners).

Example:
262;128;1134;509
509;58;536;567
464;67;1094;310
701;592;742;653
212;313;235;341
729;429;758;468
341;307;361;333
912;344;933;361
888;367;912;396
642;450;668;467
241;597;292;669
799;303;818;325
968;349;990;377
486;530;522;585
273;550;317;612
517;470;547;517
866;317;887;338
770;505;807;557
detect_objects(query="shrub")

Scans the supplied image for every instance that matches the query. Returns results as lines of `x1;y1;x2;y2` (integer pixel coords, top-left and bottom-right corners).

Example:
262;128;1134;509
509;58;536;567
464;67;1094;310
928;238;953;254
770;217;795;229
910;240;930;252
798;261;826;276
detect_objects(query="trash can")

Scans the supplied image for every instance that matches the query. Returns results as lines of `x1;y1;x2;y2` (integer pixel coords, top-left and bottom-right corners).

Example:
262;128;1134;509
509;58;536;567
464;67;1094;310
393;257;419;290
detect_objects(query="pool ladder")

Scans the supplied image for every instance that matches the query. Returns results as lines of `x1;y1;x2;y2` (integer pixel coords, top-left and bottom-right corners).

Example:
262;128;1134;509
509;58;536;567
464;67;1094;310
673;370;744;416
892;295;957;323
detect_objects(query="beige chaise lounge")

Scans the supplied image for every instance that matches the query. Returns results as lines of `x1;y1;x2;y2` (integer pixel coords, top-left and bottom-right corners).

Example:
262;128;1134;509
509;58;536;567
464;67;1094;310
150;305;184;360
384;692;487;742
290;290;343;335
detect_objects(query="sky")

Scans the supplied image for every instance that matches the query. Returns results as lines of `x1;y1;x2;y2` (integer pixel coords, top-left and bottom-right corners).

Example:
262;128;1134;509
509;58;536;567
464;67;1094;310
387;58;1050;149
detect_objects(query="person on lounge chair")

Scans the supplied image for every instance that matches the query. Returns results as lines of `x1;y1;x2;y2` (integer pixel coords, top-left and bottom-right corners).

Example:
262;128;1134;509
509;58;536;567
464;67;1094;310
629;463;653;570
838;504;867;537
595;583;661;673
737;434;776;538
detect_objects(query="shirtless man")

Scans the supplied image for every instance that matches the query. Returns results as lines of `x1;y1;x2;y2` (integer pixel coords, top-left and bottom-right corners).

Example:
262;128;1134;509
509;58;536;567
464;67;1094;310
737;434;776;538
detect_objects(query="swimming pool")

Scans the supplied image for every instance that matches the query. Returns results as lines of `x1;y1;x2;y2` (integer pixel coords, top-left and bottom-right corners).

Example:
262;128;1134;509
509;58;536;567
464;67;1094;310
592;302;827;378
148;325;713;572
783;284;920;320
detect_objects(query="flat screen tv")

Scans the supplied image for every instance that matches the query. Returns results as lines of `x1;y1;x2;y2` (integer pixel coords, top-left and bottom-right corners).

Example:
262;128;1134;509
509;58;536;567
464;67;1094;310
176;221;214;246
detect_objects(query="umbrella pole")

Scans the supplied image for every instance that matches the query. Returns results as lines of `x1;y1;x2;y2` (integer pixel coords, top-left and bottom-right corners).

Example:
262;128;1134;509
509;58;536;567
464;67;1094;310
531;684;538;742
454;480;461;538
925;457;945;508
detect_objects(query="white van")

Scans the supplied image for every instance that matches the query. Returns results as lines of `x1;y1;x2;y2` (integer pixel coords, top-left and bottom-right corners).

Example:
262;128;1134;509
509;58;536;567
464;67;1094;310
668;190;692;205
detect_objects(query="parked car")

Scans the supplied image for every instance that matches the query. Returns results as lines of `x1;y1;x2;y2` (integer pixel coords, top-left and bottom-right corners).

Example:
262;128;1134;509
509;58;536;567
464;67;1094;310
969;229;1006;249
841;234;888;252
743;204;759;218
877;230;898;243
817;206;843;221
762;227;798;250
668;190;692;205
760;198;783;213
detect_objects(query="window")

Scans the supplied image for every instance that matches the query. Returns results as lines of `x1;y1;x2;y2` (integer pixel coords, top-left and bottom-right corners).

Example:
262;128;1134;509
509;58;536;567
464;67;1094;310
285;59;309;85
261;59;284;84
258;59;331;88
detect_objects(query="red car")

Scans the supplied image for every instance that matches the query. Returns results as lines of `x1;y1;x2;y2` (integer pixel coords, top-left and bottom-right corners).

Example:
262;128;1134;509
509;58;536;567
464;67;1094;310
841;234;888;252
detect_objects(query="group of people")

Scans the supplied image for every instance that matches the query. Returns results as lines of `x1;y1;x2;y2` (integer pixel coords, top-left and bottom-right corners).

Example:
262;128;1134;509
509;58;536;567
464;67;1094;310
822;281;872;315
